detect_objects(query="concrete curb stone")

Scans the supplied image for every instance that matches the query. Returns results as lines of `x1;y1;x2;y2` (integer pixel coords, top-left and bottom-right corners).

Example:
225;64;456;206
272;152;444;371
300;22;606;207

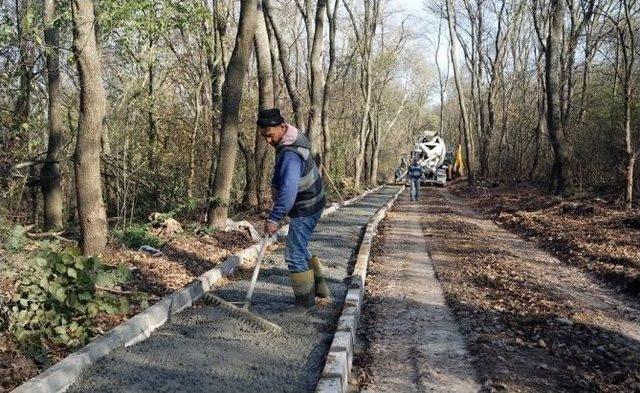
321;351;349;392
316;185;405;393
12;186;384;393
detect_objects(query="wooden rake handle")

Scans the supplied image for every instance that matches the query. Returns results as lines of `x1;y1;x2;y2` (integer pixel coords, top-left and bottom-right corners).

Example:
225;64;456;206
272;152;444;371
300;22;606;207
243;235;270;310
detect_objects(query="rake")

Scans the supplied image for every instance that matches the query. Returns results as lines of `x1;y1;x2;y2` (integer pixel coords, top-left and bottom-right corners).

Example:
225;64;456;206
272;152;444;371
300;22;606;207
203;236;282;335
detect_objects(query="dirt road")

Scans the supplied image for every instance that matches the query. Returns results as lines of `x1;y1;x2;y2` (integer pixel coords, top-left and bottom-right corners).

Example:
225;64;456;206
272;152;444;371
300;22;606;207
357;188;640;392
67;187;399;393
354;191;479;392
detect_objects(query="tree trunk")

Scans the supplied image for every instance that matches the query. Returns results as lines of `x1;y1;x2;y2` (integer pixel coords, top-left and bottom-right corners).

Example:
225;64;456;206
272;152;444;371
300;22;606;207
41;0;64;230
370;112;380;185
321;0;339;173
72;0;108;255
364;113;374;185
345;0;378;189
526;46;544;180
446;0;475;184
466;0;486;178
205;0;227;196
147;61;158;172
625;150;635;210
254;1;273;208
207;0;258;228
545;0;571;195
268;21;283;107
354;72;372;189
187;79;204;200
530;93;545;181
307;0;327;163
240;139;259;208
435;18;448;136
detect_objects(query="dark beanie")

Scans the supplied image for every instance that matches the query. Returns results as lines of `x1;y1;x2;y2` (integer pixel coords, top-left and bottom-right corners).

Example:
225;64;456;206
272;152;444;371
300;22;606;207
257;108;285;127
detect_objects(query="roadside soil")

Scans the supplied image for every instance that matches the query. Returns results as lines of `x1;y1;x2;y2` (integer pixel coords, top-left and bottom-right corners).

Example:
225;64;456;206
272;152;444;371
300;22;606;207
107;228;253;298
450;182;640;295
418;187;640;392
359;186;640;392
0;226;253;391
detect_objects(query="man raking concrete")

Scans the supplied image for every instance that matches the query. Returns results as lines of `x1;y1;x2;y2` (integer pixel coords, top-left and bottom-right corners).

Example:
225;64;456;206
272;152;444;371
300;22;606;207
258;108;331;310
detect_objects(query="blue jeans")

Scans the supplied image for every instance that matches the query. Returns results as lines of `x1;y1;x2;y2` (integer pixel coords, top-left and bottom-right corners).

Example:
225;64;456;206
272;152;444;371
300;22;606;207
285;209;323;273
410;178;420;200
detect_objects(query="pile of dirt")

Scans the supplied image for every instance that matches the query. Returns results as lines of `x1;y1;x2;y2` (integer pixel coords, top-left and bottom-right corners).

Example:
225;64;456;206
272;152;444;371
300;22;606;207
451;183;640;295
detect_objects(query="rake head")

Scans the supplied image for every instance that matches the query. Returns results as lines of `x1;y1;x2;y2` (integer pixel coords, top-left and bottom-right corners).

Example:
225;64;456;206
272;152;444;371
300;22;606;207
202;293;282;335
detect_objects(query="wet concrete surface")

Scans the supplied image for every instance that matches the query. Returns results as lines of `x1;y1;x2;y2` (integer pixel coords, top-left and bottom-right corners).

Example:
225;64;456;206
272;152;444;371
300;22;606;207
68;187;399;393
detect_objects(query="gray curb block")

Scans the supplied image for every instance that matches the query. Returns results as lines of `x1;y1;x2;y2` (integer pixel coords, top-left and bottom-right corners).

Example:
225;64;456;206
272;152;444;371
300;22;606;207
316;185;405;393
12;186;383;393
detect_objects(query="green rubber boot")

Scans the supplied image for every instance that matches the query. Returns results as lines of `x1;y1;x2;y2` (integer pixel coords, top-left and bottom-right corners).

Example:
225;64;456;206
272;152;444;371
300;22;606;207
289;270;316;308
309;256;331;298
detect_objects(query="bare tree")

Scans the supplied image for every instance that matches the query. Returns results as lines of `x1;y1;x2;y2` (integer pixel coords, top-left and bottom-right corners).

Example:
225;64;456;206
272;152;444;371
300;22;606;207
529;48;546;181
542;0;570;195
254;0;274;208
264;0;305;130
446;0;475;184
607;0;639;209
307;0;327;163
343;0;380;188
41;0;64;230
72;0;108;255
204;0;230;199
434;17;449;136
321;0;339;172
187;76;205;200
207;0;258;228
457;0;484;177
533;0;595;195
484;1;522;178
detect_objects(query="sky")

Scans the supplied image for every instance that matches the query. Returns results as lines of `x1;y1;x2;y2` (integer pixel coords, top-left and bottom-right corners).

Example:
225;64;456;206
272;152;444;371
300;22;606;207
388;0;446;64
387;0;451;105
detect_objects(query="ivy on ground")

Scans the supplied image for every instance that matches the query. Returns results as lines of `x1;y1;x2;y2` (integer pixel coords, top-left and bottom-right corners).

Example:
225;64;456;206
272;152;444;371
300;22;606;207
8;246;147;364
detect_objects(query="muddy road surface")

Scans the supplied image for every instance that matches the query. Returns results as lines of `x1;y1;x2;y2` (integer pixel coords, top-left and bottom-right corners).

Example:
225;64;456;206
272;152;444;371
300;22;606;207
68;187;399;393
357;188;640;392
354;191;479;392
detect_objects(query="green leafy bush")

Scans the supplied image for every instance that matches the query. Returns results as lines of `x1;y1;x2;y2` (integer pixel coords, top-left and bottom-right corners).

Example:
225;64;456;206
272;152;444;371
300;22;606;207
8;247;145;362
2;225;28;252
118;224;164;249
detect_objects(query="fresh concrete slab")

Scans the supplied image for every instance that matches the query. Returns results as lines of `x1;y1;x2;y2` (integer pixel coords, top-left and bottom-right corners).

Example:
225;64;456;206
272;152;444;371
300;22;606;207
66;187;399;393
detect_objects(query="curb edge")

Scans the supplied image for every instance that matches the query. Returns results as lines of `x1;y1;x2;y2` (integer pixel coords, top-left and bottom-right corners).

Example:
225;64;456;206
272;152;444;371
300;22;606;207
315;185;404;393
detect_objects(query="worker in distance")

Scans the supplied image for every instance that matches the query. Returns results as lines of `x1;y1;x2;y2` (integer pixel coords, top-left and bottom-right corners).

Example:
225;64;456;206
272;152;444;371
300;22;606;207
408;156;423;201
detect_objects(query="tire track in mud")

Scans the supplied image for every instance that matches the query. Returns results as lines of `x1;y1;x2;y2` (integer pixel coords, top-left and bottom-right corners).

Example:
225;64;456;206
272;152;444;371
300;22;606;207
67;187;400;393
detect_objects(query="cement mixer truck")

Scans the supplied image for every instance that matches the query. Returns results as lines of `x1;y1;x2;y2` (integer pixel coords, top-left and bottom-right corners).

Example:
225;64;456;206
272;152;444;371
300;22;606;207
394;131;452;187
